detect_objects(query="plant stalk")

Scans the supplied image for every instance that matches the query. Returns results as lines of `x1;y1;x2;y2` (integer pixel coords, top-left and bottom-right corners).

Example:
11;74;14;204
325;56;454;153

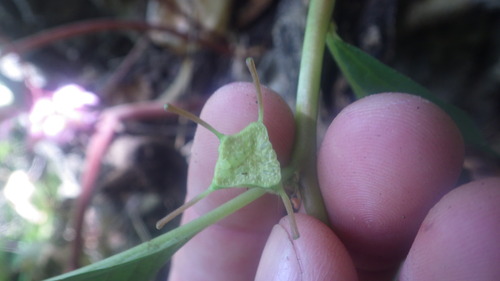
288;0;335;224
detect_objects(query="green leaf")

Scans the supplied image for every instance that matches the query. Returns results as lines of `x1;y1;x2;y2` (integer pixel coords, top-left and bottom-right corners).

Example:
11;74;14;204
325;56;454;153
45;218;195;280
45;188;267;281
212;122;281;190
326;29;498;157
46;241;184;281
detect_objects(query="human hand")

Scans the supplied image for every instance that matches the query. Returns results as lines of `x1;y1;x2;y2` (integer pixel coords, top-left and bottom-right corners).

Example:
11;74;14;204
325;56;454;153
168;82;500;281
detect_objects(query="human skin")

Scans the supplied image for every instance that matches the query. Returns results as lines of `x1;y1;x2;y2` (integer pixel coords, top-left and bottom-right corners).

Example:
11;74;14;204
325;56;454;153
168;82;500;281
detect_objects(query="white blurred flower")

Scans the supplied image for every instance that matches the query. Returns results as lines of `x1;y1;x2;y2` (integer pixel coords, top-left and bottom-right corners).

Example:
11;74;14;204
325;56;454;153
0;83;14;107
3;170;47;224
28;84;99;140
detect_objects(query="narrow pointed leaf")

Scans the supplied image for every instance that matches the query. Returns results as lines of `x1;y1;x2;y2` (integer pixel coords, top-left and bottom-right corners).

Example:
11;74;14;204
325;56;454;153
45;188;266;281
45;224;194;281
326;29;498;157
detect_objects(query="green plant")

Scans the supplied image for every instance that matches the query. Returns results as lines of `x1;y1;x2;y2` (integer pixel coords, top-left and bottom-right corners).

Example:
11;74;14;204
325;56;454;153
45;0;497;280
155;58;299;239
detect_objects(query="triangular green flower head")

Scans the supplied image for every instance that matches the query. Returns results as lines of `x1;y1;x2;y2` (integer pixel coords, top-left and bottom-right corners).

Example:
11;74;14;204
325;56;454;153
211;121;281;190
157;58;299;239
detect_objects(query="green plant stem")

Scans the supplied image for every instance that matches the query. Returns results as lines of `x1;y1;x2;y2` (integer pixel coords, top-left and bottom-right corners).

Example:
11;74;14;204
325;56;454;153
287;0;335;224
278;188;300;239
171;188;267;239
156;189;213;229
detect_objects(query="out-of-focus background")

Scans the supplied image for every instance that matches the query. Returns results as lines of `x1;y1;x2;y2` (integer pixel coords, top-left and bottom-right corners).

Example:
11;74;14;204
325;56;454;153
0;0;498;280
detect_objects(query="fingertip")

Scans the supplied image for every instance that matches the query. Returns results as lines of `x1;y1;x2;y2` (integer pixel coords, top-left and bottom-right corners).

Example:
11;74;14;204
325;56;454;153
400;177;500;280
256;214;358;281
318;93;464;272
198;82;295;164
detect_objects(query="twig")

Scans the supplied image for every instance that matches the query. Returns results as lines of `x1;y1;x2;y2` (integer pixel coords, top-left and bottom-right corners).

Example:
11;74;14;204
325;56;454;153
0;19;231;58
69;99;203;269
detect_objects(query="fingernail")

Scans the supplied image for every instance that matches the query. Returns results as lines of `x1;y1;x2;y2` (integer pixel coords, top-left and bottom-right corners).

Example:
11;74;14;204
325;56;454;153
255;224;301;281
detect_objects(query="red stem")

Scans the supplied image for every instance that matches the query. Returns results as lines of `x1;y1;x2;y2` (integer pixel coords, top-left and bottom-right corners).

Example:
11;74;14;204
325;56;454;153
70;99;203;269
0;19;231;58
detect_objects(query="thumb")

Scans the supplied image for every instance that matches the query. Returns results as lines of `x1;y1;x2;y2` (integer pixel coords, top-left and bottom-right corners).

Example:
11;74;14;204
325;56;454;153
255;214;358;281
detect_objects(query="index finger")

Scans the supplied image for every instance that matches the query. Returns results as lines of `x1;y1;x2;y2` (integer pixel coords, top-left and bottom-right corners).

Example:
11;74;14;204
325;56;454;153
169;82;295;281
